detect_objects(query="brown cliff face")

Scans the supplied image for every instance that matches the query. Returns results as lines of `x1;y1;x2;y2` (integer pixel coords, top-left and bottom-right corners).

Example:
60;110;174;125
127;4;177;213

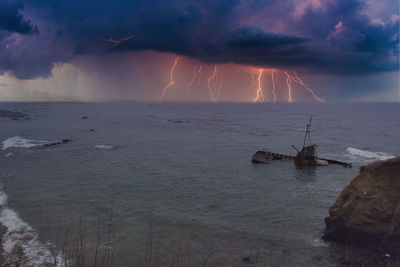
323;156;400;247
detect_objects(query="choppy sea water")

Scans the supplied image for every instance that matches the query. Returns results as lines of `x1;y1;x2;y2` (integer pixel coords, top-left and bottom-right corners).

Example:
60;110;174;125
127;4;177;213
0;102;398;266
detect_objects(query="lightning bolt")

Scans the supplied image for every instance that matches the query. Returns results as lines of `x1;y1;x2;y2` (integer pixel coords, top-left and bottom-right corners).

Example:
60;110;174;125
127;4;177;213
185;66;203;102
105;35;135;45
292;72;325;103
160;57;180;102
157;59;324;103
285;71;325;103
284;71;293;103
253;68;265;102
271;68;277;103
207;65;218;102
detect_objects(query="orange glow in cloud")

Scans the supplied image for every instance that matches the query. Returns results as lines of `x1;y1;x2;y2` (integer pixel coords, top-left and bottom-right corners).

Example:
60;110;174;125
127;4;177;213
248;74;258;100
271;68;277;103
159;57;180;102
217;68;224;99
253;68;266;102
250;74;257;89
105;35;135;45
185;65;203;101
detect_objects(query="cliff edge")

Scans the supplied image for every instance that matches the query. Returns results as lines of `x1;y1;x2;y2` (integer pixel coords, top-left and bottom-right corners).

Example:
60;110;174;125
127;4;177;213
323;156;400;248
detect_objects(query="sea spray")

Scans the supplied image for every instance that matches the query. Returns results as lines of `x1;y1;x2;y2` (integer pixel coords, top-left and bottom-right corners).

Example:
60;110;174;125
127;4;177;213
2;136;50;150
346;147;395;162
95;145;113;150
0;188;63;266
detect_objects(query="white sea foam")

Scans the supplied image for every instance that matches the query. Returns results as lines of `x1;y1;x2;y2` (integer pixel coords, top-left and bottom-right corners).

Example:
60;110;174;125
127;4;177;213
95;144;113;150
5;152;13;157
346;147;395;162
309;237;329;247
0;189;63;266
2;136;51;150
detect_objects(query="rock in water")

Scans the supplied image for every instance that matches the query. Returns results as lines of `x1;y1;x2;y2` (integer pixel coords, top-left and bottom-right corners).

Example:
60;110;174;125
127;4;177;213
323;157;400;248
0;110;28;119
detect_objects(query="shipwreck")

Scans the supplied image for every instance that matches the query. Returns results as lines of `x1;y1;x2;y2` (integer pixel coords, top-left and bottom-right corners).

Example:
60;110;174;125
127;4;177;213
252;117;352;168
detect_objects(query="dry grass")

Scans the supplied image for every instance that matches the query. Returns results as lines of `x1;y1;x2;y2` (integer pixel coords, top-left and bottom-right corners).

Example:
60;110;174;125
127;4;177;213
43;205;400;267
46;204;115;267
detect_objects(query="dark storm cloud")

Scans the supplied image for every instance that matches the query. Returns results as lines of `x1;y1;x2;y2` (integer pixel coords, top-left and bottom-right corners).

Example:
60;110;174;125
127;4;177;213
221;23;399;74
0;0;399;78
0;0;47;79
0;0;37;34
113;0;398;75
294;0;399;55
0;0;74;79
228;26;306;48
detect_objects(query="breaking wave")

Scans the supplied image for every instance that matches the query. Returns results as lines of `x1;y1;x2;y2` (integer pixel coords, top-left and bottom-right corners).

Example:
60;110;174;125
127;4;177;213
308;237;329;247
346;147;395;162
0;187;63;266
2;136;52;150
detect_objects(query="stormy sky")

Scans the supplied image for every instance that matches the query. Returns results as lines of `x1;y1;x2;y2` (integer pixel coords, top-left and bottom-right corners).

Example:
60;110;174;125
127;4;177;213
0;0;399;102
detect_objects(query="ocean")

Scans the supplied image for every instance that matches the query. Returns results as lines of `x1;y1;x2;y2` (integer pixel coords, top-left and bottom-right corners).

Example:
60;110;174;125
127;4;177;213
0;102;398;266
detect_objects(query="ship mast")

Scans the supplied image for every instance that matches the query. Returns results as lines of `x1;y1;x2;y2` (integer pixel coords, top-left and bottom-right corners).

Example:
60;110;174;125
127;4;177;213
302;116;312;148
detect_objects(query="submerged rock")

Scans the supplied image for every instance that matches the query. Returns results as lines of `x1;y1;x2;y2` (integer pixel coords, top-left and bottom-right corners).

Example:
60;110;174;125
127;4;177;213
0;110;28;120
39;139;72;148
323;156;400;248
168;119;183;123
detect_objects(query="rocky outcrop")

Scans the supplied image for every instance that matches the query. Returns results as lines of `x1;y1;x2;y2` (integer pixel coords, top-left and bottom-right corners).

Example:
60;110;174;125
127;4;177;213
323;156;400;248
0;110;28;119
39;139;72;148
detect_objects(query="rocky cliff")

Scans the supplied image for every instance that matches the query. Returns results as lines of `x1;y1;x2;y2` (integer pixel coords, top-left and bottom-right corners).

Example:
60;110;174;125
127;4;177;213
323;156;400;248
